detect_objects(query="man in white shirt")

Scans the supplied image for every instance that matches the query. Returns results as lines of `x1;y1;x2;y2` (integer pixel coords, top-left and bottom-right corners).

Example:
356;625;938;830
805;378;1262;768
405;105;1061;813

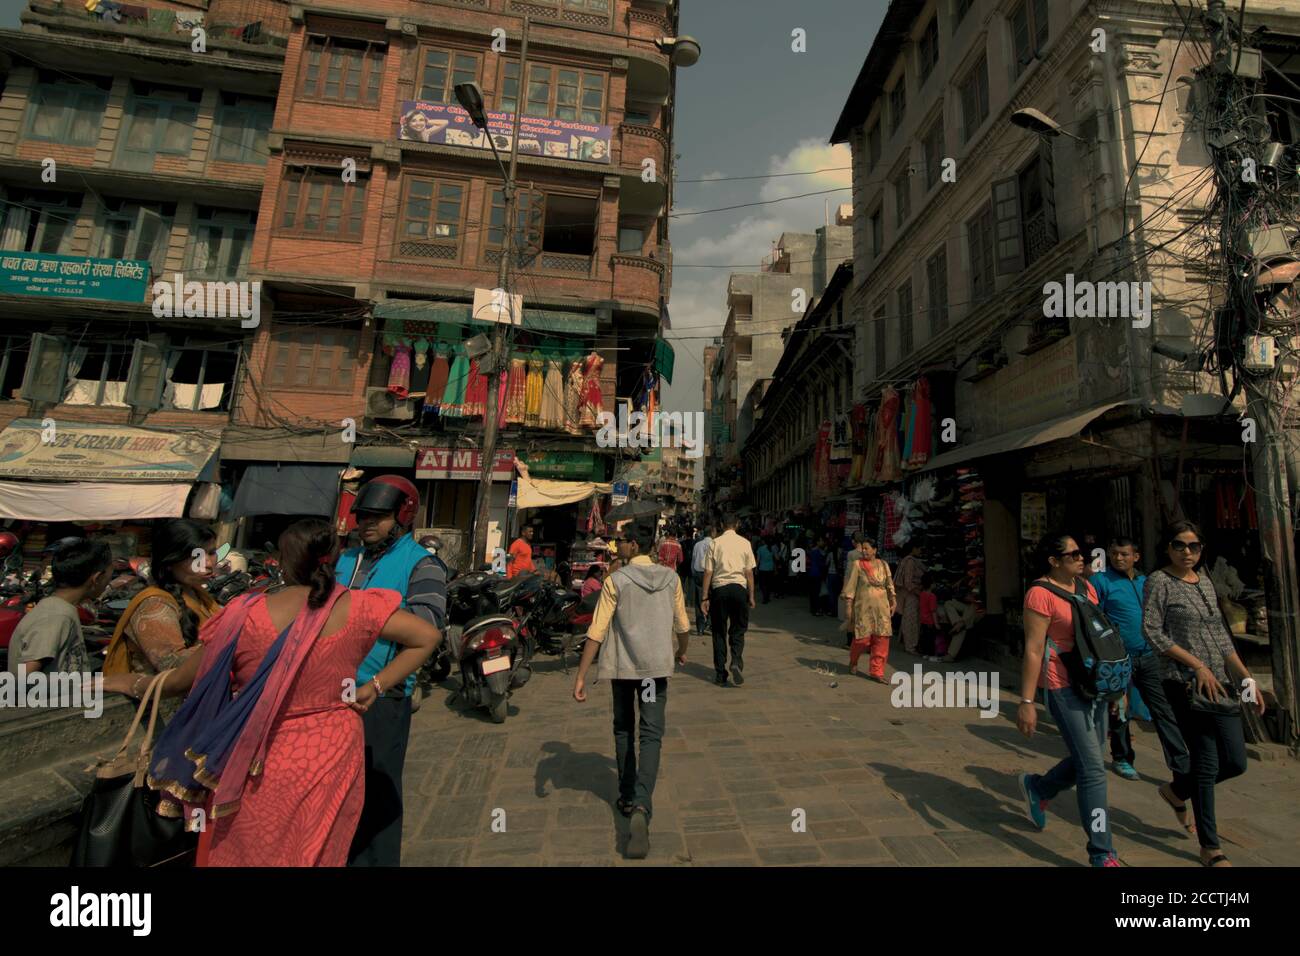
690;524;714;635
700;515;756;687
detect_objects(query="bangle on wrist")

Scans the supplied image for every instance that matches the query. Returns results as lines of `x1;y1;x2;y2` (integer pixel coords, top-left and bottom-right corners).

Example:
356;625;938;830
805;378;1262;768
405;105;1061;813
1019;698;1036;706
371;677;383;697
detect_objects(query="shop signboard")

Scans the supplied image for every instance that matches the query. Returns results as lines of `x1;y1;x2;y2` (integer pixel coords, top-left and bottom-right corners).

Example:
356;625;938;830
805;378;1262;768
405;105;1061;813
0;252;150;302
611;481;629;507
521;451;600;480
397;101;613;164
0;419;217;481
416;447;515;480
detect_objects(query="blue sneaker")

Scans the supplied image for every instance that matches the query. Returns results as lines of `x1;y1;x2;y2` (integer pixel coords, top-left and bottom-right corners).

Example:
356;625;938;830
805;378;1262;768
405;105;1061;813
1018;773;1047;830
1112;760;1139;780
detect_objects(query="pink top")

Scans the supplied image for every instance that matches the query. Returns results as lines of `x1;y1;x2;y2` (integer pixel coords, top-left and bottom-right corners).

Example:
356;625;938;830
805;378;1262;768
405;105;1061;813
1024;578;1099;690
919;591;938;628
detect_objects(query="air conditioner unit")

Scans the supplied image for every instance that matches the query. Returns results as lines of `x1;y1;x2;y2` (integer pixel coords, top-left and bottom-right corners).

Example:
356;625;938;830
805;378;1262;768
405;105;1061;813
365;387;415;421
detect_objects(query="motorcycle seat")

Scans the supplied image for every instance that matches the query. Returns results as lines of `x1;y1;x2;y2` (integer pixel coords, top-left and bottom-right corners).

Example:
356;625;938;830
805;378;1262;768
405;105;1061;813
489;572;540;606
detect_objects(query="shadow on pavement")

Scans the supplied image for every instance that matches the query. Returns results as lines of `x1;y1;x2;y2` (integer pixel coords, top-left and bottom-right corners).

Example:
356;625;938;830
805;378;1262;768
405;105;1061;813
533;741;628;854
869;761;1078;866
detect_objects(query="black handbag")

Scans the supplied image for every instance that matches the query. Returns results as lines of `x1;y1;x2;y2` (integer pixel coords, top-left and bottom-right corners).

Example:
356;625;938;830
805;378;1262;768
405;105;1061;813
71;671;197;867
1186;676;1241;717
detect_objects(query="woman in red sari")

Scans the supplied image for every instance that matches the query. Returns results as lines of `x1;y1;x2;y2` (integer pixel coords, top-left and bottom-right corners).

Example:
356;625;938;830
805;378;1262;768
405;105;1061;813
104;518;440;867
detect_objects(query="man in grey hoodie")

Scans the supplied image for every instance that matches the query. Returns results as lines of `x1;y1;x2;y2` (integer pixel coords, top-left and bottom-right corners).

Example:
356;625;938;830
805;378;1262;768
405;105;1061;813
573;520;691;859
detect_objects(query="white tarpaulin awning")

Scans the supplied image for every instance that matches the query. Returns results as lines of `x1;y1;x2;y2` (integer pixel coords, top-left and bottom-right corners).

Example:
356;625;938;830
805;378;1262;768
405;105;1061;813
0;480;191;521
514;460;612;509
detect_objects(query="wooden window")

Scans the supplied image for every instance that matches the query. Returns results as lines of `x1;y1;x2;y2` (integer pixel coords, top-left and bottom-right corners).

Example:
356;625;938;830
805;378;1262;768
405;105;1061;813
1011;0;1050;77
188;208;255;280
897;280;913;358
867;121;881;170
954;0;974;31
873;303;887;376
0;335;30;401
0;189;78;254
918;18;940;86
923;116;944;191
487;186;542;250
214;94;273;164
889;81;907;135
419;48;479;103
927;248;949;336
266;327;356;392
869;205;883;258
967;202;995;302
25;73;109;146
94;198;173;274
960;55;989;143
893;165;911;228
499;62;606;123
300;35;386;106
398;177;465;259
119;83;200;170
277;169;368;240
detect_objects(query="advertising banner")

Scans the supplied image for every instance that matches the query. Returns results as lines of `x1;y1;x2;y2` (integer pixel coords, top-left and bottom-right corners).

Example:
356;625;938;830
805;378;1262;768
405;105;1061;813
0;252;149;302
397;101;613;165
0;419;217;481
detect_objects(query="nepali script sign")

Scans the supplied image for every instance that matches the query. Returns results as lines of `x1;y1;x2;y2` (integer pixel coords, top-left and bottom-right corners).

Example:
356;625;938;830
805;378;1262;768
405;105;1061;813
397;101;613;165
0;420;219;481
416;447;516;481
0;252;149;302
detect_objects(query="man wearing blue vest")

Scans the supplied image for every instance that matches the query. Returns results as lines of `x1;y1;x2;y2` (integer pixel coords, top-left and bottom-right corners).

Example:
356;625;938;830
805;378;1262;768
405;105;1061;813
338;476;446;867
1093;536;1190;792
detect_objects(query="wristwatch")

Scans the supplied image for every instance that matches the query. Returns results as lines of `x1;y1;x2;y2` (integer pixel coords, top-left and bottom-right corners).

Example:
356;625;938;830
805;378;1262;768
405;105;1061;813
1019;698;1036;705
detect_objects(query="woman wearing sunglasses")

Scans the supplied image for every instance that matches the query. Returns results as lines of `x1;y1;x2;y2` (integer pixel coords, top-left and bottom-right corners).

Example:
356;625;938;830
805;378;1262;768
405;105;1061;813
1142;520;1261;867
1016;532;1117;867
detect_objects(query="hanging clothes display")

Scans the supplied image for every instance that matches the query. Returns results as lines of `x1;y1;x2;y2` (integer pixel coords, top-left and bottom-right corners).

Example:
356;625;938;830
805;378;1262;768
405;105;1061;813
874;387;902;482
540;358;566;429
849;403;868;486
505;356;528;425
579;352;605;428
408;344;432;402
907;376;933;469
813;421;832;497
441;347;470;418
427;349;450;411
386;345;412;399
464;358;488;419
525;353;545;426
564;358;584;434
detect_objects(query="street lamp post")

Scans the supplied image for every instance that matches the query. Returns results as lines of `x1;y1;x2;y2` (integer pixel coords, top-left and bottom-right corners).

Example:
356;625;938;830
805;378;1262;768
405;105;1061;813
456;17;530;569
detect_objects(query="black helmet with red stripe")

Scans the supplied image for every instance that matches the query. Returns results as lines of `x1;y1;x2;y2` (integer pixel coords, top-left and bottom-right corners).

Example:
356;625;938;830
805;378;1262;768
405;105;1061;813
352;475;420;528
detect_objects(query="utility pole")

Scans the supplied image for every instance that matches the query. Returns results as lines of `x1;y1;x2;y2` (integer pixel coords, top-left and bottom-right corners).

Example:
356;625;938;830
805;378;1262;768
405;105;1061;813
470;16;530;568
1206;0;1300;748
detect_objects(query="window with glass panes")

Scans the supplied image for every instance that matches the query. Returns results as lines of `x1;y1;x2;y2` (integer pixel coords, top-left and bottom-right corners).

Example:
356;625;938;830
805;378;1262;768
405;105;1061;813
419;48;479;103
119;83;200;169
918;18;940;85
499;62;605;122
188;208;255;280
25;73;109;146
300;35;386;105
923;116;944;191
487;187;542;252
893;166;911;227
266;327;356;392
926;248;949;335
214;94;272;164
889;81;907;134
400;177;465;250
867;121;881;169
960;55;989;143
897;281;913;357
0;189;79;254
278;170;368;239
873;303;887;376
967;203;995;302
869;205;883;258
94;199;173;274
1011;0;1050;76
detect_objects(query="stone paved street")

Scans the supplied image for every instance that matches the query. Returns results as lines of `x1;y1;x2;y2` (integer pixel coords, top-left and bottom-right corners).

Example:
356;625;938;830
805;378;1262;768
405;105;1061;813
401;596;1300;866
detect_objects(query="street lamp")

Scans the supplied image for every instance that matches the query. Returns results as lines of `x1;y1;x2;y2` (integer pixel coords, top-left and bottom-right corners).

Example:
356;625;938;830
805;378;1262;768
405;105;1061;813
1010;107;1085;143
656;35;702;68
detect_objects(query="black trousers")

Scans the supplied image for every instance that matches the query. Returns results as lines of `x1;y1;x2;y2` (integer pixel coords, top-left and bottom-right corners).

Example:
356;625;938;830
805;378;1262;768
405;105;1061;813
1107;651;1191;782
349;694;412;867
612;678;668;819
1163;679;1248;851
710;583;749;680
757;569;773;603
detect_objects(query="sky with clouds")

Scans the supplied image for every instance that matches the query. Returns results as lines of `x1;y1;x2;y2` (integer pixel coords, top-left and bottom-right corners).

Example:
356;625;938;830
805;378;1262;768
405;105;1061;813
0;0;886;419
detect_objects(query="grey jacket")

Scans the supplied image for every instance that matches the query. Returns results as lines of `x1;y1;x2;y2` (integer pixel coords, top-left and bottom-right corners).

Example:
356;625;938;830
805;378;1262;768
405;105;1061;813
597;562;682;681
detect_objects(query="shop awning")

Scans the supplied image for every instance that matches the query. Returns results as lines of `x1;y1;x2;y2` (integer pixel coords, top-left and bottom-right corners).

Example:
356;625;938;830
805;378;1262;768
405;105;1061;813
514;460;611;509
0;419;220;481
350;445;416;468
374;301;597;336
920;401;1136;473
0;481;191;521
231;464;342;518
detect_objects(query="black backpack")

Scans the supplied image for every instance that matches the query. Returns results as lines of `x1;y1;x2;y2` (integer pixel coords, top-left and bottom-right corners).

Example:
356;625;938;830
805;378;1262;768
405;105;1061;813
1029;579;1132;702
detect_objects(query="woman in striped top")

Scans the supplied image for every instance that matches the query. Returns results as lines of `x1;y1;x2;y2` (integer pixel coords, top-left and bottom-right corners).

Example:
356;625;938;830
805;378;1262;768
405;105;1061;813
1142;520;1263;867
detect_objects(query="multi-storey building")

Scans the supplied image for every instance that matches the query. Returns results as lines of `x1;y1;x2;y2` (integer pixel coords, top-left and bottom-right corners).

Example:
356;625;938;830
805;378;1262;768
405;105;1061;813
704;222;851;515
830;0;1293;627
0;1;288;546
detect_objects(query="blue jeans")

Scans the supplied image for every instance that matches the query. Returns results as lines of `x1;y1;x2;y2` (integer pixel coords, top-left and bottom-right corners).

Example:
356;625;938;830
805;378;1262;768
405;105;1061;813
1033;684;1113;862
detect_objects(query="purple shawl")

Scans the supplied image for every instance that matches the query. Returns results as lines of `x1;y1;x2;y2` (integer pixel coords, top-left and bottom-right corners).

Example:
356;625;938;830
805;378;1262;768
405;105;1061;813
148;584;349;825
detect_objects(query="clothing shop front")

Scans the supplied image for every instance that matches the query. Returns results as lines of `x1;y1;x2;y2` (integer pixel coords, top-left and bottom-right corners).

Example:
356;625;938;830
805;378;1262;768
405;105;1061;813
512;456;613;585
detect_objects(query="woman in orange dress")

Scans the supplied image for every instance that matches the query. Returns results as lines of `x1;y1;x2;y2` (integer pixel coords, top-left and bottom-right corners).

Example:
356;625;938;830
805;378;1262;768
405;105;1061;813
104;518;440;867
841;536;897;682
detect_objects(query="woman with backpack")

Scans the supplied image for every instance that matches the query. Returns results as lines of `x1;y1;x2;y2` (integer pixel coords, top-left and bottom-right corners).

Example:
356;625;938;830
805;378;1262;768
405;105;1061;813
1015;532;1119;867
1143;521;1261;867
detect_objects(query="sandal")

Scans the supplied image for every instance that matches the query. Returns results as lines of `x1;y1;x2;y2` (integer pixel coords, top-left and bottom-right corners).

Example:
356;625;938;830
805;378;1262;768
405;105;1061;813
1158;783;1197;838
1201;852;1231;867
